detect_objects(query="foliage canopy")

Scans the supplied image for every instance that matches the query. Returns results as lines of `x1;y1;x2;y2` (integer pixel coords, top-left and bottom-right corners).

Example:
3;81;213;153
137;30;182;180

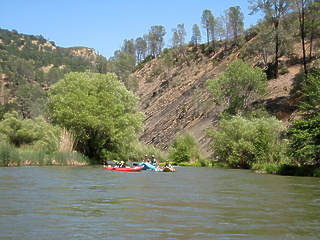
207;115;288;169
288;68;320;166
169;132;201;163
47;72;145;162
206;59;268;115
0;111;60;152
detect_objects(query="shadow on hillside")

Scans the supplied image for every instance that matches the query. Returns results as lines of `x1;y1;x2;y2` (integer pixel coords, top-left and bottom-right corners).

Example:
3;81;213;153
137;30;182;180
253;96;298;121
265;96;298;115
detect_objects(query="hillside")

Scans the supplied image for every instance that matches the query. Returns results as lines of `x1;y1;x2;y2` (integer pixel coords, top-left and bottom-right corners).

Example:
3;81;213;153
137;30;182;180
133;41;314;157
0;28;107;118
0;26;318;160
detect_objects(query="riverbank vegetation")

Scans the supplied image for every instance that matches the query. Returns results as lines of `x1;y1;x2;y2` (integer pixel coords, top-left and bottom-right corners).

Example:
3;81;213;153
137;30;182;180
0;1;320;177
0;111;88;166
204;66;320;177
169;132;201;164
168;61;320;177
0;143;87;166
47;72;145;163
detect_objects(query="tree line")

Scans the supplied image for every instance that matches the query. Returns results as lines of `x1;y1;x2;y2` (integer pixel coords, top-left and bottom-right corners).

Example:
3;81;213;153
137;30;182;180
106;0;320;85
105;6;246;83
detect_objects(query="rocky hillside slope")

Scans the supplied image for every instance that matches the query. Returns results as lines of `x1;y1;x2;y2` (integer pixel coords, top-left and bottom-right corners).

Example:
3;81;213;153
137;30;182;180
133;43;311;157
0;28;104;113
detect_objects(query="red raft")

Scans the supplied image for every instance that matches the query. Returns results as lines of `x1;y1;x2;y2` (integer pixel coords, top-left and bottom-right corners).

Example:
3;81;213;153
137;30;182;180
103;165;143;172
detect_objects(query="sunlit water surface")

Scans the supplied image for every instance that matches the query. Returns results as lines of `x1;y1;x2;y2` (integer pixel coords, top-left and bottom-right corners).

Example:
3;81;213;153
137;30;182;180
0;166;319;239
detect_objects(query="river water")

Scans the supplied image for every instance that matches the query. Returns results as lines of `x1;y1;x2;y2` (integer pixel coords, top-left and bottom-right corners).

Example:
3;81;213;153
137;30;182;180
0;166;319;240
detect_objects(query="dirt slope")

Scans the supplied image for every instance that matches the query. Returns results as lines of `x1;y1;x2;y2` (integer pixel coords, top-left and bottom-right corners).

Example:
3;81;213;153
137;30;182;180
133;46;305;157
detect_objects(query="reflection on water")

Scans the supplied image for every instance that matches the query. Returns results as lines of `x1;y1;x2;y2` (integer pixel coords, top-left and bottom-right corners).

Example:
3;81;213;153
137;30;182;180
0;166;319;239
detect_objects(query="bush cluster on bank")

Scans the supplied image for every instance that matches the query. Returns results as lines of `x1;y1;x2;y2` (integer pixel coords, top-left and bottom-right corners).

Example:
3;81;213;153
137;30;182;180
0;111;88;166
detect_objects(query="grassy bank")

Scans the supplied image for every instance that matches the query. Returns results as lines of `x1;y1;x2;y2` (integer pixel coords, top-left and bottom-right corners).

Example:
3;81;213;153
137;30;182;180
0;143;88;166
251;162;320;177
174;160;320;177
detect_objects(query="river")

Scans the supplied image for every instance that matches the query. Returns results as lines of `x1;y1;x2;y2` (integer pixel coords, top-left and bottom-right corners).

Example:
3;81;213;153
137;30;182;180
0;166;319;239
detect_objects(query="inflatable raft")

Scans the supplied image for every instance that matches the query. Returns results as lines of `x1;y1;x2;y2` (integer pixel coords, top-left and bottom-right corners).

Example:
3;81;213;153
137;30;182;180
104;165;143;172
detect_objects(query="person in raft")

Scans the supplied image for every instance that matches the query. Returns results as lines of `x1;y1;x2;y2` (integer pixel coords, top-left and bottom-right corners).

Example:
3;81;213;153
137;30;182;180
118;161;126;168
164;160;173;168
143;155;150;163
150;155;158;166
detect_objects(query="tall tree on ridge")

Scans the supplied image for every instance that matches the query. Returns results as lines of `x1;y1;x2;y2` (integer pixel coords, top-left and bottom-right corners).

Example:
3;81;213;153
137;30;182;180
307;0;320;61
201;9;215;47
171;23;186;48
171;24;190;66
215;16;226;41
147;25;166;57
121;39;135;55
227;6;244;45
191;23;202;47
135;37;147;64
249;0;291;79
292;0;309;76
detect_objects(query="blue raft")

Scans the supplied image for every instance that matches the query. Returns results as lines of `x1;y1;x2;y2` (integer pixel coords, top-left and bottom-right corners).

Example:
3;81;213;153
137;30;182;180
138;162;158;170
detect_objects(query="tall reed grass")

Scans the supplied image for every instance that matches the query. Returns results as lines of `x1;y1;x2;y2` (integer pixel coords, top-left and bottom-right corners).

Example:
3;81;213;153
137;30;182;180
0;144;20;166
59;128;76;153
0;143;88;166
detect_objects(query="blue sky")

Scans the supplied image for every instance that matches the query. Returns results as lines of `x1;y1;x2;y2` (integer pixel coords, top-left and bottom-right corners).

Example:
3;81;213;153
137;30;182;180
1;0;262;58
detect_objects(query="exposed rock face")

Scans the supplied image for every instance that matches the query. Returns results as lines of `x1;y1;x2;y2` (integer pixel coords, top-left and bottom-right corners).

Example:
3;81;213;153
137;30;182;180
134;47;303;157
134;50;234;156
68;47;97;60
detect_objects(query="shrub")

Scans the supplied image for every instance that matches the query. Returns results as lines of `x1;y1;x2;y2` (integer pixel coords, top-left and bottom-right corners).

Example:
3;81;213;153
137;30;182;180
251;162;281;174
169;132;201;164
0;113;61;150
129;140;167;163
207;115;288;169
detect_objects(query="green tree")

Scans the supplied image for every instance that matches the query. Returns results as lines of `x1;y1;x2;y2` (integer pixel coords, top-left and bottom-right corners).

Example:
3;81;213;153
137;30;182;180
191;24;202;46
246;22;275;70
135;37;147;64
201;9;216;48
162;50;174;78
147;25;166;57
227;6;245;45
171;24;190;66
293;0;309;75
288;68;320;166
7;58;34;86
206;59;268;115
215;16;226;41
292;0;320;75
34;69;46;84
109;49;136;84
171;24;186;48
0;111;24;146
95;55;108;74
15;83;47;119
249;0;291;78
169;132;201;163
207;115;288;169
47;72;145;162
46;67;63;86
122;39;136;55
306;0;320;61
